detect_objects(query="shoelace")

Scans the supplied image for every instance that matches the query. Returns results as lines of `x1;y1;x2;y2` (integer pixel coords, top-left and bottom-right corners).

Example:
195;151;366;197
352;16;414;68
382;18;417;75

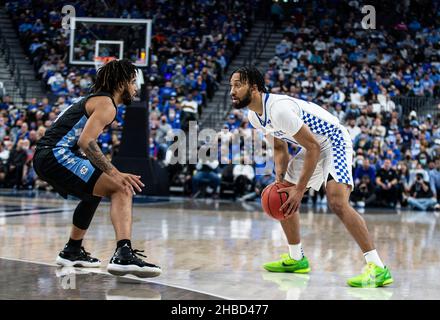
132;249;147;259
280;253;292;261
361;262;377;275
80;247;91;257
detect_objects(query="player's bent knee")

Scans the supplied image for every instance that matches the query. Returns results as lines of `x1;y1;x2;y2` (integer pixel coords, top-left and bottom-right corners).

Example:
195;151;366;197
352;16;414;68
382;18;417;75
93;174;132;198
112;186;133;198
328;198;346;215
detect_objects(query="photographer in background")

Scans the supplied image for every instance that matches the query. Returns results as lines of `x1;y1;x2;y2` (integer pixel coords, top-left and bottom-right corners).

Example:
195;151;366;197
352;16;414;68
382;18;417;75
375;159;399;208
428;160;440;202
191;149;220;198
407;173;439;211
351;174;376;208
233;156;255;198
396;162;411;207
5;138;28;189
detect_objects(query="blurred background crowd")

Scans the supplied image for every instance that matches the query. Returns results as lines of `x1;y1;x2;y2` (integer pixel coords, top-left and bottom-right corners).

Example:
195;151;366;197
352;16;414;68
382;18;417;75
0;0;439;211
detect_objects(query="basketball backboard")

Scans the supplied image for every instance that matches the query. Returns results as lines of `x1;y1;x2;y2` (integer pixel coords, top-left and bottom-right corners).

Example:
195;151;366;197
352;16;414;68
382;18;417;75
69;17;152;68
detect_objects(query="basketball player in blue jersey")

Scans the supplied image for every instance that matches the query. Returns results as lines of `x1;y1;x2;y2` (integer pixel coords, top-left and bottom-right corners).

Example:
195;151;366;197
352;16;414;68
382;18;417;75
229;66;393;287
33;59;161;278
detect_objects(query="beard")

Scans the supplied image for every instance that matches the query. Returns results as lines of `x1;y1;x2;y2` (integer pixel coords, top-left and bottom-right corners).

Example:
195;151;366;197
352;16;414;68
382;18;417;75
121;87;134;105
232;89;252;109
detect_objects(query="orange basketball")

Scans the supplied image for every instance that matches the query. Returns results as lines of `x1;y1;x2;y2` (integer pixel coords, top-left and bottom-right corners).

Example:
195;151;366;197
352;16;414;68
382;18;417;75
261;182;290;220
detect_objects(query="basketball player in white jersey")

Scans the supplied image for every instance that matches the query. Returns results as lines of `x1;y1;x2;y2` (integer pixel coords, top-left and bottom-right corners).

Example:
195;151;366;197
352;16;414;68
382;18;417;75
229;67;393;287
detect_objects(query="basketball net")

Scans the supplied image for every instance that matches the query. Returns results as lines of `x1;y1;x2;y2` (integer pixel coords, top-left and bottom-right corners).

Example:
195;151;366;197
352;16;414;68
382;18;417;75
93;56;117;71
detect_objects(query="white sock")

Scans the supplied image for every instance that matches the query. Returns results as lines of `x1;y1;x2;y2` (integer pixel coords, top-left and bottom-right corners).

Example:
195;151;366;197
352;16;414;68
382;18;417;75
288;243;304;260
363;249;385;268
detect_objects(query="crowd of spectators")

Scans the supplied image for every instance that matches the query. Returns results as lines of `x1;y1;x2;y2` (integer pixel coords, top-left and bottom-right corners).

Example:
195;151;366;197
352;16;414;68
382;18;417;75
4;0;257;154
216;0;440;209
195;102;440;210
6;0;257;105
0;0;257;190
1;0;440;211
266;4;439;104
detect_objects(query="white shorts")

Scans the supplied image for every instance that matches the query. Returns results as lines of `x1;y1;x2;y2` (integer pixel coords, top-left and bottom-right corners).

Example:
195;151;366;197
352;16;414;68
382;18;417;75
285;143;354;191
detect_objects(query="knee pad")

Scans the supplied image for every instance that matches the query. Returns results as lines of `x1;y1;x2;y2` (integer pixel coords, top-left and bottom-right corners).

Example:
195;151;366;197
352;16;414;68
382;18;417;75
72;196;102;230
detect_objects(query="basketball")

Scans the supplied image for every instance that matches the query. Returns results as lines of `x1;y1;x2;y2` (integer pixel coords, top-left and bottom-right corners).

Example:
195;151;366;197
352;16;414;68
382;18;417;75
261;182;291;220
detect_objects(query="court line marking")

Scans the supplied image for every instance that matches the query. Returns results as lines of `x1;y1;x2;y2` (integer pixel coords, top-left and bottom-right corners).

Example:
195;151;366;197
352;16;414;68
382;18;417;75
0;208;67;214
0;207;75;217
0;256;232;300
0;204;46;210
137;278;232;300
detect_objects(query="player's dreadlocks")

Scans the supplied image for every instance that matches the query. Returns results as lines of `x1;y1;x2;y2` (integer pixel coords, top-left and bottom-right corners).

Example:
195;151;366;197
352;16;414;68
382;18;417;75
229;66;268;93
91;59;137;95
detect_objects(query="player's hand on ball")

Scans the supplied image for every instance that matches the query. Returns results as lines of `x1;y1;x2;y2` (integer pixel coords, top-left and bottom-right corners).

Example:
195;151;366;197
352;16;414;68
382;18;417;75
277;185;305;218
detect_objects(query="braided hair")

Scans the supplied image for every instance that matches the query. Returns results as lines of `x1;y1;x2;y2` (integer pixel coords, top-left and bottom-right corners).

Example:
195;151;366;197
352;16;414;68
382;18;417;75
229;66;268;93
91;59;137;95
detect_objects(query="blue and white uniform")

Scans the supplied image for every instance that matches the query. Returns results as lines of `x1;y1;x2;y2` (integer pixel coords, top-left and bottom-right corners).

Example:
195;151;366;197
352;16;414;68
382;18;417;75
248;93;354;191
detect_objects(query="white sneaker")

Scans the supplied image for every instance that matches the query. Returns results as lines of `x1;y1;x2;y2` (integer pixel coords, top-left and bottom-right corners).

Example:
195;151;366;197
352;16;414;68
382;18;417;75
356;201;365;208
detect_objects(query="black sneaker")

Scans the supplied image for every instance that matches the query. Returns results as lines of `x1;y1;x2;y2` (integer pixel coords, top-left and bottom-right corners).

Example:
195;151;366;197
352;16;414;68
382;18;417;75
107;244;162;278
56;246;101;268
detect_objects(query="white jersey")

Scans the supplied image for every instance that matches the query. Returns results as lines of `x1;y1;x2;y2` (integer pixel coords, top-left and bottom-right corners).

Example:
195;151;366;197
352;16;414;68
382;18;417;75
248;93;354;190
248;93;352;150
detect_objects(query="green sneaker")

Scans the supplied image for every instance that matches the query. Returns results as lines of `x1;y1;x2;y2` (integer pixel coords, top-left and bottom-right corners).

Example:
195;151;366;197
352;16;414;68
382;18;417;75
347;263;394;288
263;253;310;273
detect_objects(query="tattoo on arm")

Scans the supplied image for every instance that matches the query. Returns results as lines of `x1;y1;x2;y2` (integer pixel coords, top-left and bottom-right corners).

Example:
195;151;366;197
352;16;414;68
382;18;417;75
277;172;285;182
84;140;115;173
